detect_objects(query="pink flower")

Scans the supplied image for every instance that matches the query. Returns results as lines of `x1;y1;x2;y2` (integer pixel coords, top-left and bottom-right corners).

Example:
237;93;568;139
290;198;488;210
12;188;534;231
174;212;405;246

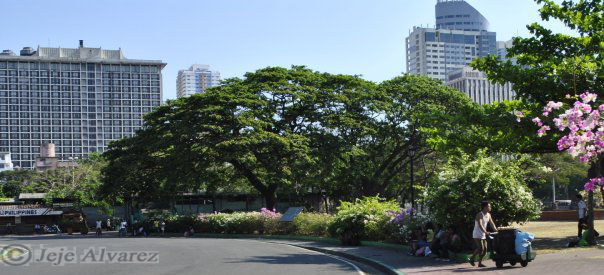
537;125;550;137
516;111;524;122
580;92;598;103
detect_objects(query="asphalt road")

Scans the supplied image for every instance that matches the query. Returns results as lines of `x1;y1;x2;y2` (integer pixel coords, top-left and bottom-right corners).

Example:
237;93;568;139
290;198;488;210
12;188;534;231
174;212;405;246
0;235;381;275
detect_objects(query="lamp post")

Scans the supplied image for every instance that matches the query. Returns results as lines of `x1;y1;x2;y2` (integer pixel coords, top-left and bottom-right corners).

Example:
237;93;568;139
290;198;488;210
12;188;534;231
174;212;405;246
409;145;416;209
552;167;560;207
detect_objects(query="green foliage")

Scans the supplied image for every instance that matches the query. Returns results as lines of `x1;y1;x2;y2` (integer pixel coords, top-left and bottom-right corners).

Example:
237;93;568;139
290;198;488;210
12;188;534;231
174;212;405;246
423;151;542;239
525;153;589;201
0;169;36;197
328;197;399;244
292;213;333;237
37;153;109;210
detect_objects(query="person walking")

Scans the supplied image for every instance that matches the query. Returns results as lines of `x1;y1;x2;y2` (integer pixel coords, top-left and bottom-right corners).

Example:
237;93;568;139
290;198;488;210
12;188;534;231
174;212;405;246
469;201;498;267
95;219;102;237
119;220;128;237
106;218;112;231
160;221;166;236
577;194;587;238
154;220;160;234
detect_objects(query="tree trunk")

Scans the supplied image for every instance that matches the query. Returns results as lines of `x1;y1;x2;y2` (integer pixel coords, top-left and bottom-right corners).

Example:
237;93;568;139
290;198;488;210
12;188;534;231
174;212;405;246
587;158;602;245
265;191;277;211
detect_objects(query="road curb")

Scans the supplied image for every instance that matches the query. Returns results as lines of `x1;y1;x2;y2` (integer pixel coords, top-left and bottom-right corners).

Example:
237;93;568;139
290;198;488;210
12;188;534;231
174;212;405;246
265;241;406;275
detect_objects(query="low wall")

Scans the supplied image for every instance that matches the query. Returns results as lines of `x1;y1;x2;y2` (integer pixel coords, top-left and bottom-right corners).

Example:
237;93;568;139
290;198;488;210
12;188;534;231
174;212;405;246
539;210;604;221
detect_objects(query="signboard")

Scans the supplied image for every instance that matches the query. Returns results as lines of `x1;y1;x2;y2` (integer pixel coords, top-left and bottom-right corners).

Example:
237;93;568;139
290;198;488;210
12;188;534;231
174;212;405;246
0;208;55;217
280;207;304;222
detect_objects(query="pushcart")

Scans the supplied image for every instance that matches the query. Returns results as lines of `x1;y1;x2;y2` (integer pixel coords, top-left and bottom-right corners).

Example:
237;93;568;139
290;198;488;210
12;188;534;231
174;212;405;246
488;229;536;268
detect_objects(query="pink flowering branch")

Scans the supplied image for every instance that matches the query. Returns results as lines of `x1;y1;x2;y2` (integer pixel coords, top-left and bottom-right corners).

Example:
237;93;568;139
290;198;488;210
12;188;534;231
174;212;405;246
522;92;603;192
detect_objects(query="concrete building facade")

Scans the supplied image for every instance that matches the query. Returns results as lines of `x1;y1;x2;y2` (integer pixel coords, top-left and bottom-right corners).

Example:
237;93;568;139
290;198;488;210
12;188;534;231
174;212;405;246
446;66;515;105
176;64;220;98
0;41;166;169
0;152;14;172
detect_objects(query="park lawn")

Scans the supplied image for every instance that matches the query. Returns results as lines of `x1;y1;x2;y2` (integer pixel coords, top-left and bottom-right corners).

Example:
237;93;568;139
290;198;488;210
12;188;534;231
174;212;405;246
514;221;604;254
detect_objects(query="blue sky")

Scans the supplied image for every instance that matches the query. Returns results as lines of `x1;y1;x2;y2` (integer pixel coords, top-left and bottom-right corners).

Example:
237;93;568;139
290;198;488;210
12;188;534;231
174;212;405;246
2;0;573;100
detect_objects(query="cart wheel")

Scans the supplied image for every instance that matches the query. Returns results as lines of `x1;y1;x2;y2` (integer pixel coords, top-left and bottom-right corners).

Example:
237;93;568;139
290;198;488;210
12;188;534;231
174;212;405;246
496;260;504;268
510;261;517;266
520;260;528;267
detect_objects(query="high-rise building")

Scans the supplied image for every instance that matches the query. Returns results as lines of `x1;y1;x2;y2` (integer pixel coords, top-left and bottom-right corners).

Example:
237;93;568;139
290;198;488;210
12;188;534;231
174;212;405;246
406;0;497;81
0;41;165;169
406;1;517;105
176;64;220;98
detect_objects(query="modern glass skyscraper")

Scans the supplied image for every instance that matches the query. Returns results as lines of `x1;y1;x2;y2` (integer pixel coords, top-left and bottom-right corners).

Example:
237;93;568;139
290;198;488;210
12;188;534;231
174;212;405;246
0;41;165;168
406;0;498;81
176;64;221;98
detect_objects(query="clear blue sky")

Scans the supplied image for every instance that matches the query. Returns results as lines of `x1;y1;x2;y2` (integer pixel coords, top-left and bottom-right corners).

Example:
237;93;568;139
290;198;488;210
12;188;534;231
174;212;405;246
2;0;573;100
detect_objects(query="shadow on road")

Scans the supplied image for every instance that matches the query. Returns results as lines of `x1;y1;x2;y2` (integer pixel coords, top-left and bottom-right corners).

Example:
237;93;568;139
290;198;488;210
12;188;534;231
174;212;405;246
224;252;358;273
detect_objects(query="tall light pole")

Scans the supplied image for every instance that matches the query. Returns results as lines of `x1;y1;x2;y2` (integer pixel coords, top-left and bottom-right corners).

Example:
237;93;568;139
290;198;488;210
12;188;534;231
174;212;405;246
552;167;560;207
409;145;416;209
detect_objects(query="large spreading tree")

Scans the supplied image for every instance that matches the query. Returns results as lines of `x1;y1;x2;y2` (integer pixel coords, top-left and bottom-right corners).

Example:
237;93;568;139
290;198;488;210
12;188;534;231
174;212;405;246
101;67;478;209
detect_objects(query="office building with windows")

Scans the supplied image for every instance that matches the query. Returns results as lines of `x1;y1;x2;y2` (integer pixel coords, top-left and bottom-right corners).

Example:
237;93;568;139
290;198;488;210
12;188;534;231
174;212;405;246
406;0;497;81
176;64;220;98
406;0;517;104
0;41;165;169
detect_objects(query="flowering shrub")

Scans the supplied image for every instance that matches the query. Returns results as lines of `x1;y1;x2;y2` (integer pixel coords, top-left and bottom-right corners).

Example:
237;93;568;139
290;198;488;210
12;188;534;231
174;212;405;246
424;150;541;240
524;92;604;192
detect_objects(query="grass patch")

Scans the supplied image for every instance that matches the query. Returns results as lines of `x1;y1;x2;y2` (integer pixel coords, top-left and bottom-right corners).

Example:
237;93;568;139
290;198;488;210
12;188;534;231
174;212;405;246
514;221;604;254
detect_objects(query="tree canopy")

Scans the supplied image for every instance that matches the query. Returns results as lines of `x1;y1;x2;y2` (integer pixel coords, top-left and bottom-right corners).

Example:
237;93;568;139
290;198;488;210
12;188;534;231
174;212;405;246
101;66;479;209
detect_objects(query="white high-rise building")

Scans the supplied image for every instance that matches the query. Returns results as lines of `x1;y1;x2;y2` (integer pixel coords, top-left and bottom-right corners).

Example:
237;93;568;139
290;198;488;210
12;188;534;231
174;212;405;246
406;1;517;104
176;64;221;98
406;0;497;81
0;41;165;168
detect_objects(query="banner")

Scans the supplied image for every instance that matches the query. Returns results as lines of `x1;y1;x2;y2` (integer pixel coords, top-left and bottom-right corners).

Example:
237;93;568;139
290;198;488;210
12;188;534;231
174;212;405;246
0;208;53;217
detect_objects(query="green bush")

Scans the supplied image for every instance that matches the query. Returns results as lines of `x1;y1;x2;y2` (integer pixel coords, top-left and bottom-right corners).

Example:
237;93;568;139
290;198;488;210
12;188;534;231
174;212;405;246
293;212;333;236
423;151;542;241
329;196;399;245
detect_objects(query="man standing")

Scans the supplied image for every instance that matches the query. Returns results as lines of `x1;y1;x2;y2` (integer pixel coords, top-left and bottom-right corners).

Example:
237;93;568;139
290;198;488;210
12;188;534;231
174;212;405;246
95;219;102;237
120;220;128;237
470;201;498;267
577;194;587;238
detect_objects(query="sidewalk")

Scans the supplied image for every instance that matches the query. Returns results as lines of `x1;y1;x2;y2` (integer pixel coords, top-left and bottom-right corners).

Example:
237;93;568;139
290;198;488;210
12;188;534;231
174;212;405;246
265;239;604;275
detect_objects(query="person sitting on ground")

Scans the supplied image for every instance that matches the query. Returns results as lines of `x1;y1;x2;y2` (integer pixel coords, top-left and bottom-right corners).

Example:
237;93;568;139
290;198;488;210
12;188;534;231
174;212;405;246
137;225;148;237
578;222;600;246
436;225;463;261
429;225;446;258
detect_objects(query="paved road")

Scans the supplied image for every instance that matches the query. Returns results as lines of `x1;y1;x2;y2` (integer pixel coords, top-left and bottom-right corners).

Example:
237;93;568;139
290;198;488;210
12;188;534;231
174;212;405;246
0;236;380;275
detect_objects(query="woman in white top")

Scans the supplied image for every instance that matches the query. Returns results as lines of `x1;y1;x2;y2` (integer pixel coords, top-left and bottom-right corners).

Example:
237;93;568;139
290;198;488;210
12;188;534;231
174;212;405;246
469;201;497;267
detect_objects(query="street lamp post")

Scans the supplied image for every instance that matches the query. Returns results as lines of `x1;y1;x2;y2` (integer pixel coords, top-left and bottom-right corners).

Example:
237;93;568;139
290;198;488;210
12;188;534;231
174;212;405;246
552;167;560;207
409;145;416;209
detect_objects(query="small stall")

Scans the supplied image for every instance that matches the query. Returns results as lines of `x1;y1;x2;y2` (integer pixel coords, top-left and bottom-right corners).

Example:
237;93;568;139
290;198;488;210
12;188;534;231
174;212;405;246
0;205;63;234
